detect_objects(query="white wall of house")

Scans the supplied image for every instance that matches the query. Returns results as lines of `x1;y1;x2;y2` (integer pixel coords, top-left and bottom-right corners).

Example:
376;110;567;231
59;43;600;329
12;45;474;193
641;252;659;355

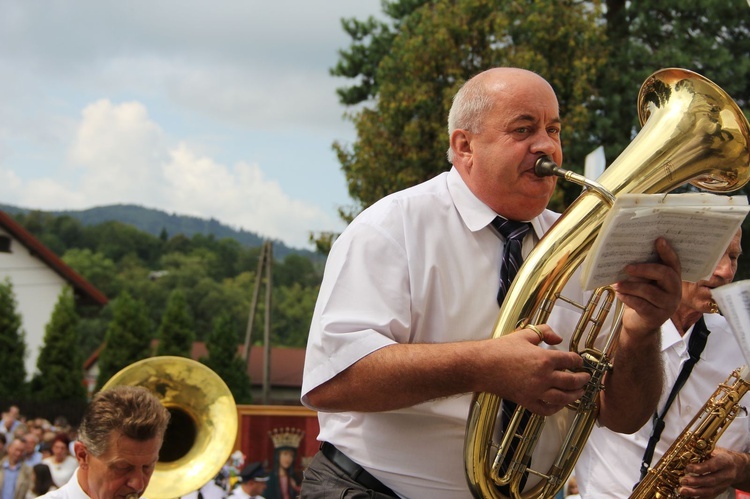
0;228;67;379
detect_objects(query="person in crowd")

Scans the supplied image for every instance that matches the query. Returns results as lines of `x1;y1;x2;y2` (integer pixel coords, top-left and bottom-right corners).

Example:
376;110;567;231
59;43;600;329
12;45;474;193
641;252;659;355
178;469;229;499
180;451;245;499
41;436;76;488
0;439;32;499
227;462;269;499
299;66;683;498
576;229;750;498
6;433;26;449
38;385;170;499
25;464;55;498
0;435;7;461
20;436;41;468
565;476;580;499
0;409;22;441
35;444;50;464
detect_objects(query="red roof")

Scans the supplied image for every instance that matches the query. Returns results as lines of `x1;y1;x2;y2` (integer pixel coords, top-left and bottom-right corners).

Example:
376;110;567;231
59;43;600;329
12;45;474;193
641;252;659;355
0;210;108;306
192;342;305;388
86;341;305;388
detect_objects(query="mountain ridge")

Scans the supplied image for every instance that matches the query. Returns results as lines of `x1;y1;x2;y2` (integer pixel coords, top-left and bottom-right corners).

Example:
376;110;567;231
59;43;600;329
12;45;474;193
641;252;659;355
0;203;318;260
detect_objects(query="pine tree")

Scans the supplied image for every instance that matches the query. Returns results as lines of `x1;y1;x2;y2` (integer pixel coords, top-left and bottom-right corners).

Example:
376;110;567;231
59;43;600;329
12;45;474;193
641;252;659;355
201;312;252;404
155;289;195;357
0;278;27;398
30;287;86;401
96;291;153;389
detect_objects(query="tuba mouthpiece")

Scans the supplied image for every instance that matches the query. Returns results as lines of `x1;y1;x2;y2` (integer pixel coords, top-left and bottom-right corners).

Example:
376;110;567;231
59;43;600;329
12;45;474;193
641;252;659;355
534;156;559;177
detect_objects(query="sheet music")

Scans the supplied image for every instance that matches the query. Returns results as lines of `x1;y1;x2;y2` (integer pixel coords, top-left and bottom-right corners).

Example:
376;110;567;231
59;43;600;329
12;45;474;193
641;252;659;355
712;280;750;366
581;193;749;290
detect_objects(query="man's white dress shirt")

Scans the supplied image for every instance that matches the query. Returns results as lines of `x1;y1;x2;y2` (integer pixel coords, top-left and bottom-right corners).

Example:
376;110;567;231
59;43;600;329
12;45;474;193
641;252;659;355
38;469;88;499
303;168;593;498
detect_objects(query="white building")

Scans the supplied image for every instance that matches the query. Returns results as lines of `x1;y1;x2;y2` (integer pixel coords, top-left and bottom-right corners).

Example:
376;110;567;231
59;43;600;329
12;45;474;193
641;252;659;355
0;210;107;379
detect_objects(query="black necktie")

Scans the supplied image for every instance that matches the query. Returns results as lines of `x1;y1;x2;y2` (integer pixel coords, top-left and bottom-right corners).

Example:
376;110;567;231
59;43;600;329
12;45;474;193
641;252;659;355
491;216;532;494
492;217;531;306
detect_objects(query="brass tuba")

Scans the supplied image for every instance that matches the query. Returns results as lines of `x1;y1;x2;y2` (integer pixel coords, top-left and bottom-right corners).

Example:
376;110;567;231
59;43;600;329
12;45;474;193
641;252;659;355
102;356;238;499
464;68;750;499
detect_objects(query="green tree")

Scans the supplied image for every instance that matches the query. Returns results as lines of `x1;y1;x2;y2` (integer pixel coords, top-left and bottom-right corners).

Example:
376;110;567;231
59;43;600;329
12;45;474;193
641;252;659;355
155;289;195;357
332;0;607;221
0;278;27;398
271;283;319;348
30;288;86;401
96;291;153;389
63;248;120;297
274;254;322;288
201;312;253;404
597;0;750;167
76;304;113;362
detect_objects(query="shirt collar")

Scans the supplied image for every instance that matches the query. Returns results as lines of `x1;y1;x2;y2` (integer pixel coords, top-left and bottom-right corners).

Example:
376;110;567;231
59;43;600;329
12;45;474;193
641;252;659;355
663;318;690;356
447;167;545;239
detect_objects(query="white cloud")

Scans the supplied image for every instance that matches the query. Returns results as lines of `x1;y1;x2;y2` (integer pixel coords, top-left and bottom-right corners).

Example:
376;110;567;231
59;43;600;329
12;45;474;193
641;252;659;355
0;0;381;248
163;145;337;246
4;99;337;248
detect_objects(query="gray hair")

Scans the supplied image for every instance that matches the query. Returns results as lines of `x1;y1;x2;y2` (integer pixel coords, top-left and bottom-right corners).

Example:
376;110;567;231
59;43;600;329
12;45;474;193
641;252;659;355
446;74;495;164
78;385;170;457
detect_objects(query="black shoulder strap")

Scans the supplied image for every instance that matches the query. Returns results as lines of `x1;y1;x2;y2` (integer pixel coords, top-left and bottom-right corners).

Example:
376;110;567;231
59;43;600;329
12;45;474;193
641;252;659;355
637;316;711;483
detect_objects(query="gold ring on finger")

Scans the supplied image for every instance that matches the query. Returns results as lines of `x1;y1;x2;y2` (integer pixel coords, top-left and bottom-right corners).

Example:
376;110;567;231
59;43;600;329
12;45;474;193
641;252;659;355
527;324;544;342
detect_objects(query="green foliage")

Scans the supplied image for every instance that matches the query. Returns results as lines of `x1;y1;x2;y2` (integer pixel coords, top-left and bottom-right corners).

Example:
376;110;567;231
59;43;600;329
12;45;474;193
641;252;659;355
8;205;324;356
96;291;154;389
597;0;750;168
0;278;27;397
333;0;607;220
201;312;253;404
271;283;319;348
62;248;120;297
156;290;195;357
30;288;86;402
330;0;750;274
76;304;112;361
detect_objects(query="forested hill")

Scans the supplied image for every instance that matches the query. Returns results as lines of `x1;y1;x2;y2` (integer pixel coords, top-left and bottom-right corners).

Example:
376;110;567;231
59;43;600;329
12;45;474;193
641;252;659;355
0;203;317;260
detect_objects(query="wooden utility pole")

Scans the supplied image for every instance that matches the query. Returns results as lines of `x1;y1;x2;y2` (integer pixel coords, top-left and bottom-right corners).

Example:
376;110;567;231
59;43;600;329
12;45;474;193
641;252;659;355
262;241;272;404
243;240;273;404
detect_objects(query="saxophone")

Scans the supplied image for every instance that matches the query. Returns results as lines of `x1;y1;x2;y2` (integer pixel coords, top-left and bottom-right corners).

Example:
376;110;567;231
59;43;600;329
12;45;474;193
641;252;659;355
630;365;750;499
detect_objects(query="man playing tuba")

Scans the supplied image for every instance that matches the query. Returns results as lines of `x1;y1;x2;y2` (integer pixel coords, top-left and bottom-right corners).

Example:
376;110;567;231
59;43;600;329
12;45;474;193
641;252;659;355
299;67;683;498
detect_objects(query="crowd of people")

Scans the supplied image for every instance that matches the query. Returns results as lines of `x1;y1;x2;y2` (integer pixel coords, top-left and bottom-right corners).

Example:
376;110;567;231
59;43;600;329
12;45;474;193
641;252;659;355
0;406;78;498
1;399;302;499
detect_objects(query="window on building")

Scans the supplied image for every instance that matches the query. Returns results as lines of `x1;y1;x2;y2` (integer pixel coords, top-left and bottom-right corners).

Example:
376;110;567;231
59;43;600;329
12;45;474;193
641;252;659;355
0;236;11;253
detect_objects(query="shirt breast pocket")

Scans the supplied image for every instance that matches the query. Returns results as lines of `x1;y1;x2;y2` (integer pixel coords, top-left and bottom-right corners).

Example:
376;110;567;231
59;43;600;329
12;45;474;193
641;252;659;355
716;406;750;452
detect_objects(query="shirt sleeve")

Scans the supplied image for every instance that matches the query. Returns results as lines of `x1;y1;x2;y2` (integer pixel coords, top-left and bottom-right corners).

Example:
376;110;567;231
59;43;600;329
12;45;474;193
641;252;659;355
301;214;412;404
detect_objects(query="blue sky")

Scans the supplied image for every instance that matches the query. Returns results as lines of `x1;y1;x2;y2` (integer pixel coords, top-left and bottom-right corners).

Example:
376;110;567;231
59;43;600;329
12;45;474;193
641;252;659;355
0;1;384;249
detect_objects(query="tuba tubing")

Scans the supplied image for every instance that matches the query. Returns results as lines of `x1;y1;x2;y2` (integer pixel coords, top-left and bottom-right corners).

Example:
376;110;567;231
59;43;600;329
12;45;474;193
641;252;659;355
464;68;750;499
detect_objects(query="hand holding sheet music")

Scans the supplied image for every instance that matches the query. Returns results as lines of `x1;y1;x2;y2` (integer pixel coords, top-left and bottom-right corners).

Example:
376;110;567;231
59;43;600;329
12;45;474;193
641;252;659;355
580;193;749;291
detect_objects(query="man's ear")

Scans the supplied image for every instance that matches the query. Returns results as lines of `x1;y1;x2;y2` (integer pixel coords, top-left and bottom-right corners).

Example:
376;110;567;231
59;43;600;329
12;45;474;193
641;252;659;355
450;129;473;168
74;441;88;468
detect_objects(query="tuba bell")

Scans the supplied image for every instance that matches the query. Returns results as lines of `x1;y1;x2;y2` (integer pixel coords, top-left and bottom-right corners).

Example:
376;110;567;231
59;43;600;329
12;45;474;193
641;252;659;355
102;356;238;499
464;68;750;498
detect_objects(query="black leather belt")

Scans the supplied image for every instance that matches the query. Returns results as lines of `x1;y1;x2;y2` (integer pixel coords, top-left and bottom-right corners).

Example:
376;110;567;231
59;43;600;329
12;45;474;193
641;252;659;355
320;442;397;496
